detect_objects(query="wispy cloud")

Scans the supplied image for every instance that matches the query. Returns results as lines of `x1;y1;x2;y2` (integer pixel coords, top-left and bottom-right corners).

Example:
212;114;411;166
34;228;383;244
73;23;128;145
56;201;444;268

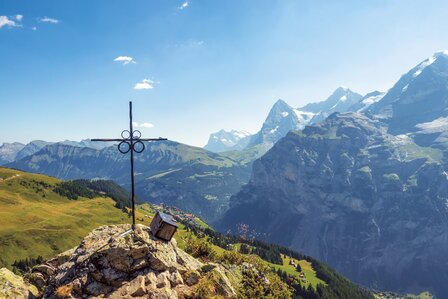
178;1;189;10
15;15;23;22
31;26;37;31
134;79;156;90
114;56;136;65
184;39;204;48
39;16;59;24
132;122;154;129
0;15;21;29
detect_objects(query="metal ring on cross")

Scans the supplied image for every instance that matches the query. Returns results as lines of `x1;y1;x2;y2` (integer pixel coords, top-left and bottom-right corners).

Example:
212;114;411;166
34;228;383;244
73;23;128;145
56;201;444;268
132;140;145;153
132;130;142;140
121;130;131;139
118;141;131;154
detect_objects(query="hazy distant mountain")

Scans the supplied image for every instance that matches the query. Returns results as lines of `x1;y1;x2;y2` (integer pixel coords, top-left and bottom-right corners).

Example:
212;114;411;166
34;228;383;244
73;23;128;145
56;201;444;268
58;139;117;150
219;112;448;297
0;142;25;165
246;99;315;148
348;91;385;113
7;141;252;223
204;130;251;152
368;51;448;134
206;87;363;152
301;87;363;123
3;139;115;165
15;140;53;161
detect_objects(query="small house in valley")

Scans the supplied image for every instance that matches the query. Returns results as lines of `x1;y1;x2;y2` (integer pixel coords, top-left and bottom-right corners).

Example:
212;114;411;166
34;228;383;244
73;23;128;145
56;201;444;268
150;211;178;241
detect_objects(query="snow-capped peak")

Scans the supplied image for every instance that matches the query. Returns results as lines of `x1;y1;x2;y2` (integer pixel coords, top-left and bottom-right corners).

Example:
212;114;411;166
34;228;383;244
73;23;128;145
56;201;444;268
204;129;252;152
413;50;448;77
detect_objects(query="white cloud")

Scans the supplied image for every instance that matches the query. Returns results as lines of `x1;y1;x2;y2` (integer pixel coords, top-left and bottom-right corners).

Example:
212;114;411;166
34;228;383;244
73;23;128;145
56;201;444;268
0;16;20;29
132;122;154;129
39;16;59;24
15;15;23;22
184;39;204;48
178;1;189;10
114;56;136;65
134;79;155;90
31;26;37;31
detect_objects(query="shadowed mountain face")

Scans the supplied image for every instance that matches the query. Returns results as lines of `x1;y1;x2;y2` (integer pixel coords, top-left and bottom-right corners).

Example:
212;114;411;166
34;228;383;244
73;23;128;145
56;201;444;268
246;99;315;149
219;113;448;297
7;141;252;223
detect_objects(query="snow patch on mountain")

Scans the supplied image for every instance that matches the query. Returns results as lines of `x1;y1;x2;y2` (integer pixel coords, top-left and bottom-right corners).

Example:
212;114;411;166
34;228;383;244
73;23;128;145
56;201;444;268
416;117;448;132
204;129;252;152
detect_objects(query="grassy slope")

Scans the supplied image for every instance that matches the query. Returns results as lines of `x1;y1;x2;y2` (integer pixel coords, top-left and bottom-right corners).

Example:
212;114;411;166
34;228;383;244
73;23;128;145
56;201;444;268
0;168;375;298
268;254;326;289
0;167;129;268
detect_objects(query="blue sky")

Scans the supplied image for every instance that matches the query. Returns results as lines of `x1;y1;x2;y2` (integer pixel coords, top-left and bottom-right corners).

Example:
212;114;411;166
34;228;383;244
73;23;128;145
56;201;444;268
1;0;448;147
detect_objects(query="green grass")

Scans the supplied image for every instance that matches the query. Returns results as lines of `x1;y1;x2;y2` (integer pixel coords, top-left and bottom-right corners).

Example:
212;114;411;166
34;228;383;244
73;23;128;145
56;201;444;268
0;167;129;269
220;144;268;165
268;254;326;290
406;292;433;299
387;140;443;163
0;167;343;297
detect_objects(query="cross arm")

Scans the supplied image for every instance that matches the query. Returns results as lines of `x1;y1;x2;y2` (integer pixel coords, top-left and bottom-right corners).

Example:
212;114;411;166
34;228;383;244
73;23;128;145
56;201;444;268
139;138;168;141
90;138;168;142
91;139;124;142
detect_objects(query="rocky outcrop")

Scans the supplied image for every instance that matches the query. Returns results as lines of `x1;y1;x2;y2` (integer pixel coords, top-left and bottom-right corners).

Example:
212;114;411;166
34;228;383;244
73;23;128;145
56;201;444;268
0;267;39;299
41;224;236;299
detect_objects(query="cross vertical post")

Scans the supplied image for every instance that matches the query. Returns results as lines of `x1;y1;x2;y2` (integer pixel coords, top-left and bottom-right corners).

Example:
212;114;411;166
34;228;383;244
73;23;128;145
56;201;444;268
91;101;167;230
129;101;136;227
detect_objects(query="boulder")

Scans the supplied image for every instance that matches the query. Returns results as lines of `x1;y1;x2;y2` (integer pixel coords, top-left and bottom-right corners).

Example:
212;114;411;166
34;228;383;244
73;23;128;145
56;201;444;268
42;224;234;299
0;267;39;299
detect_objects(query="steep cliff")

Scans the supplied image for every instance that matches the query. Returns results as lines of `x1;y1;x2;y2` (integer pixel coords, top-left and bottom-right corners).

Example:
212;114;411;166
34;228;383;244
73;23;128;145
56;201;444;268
220;112;448;297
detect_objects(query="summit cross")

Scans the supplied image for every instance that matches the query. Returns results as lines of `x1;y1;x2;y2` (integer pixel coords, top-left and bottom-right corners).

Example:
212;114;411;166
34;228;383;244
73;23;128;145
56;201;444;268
91;101;167;229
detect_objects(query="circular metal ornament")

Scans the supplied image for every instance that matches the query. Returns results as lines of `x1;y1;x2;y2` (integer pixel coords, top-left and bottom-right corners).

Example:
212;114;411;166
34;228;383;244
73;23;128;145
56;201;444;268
132;140;145;153
118;141;131;154
132;130;142;139
121;130;131;139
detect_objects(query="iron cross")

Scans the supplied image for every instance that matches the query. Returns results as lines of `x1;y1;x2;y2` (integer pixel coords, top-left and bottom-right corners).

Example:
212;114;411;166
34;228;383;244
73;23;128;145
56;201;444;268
91;101;167;229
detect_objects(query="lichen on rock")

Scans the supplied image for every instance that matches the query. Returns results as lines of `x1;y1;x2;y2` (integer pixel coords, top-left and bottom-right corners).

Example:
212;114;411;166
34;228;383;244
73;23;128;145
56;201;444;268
39;224;235;299
0;267;39;299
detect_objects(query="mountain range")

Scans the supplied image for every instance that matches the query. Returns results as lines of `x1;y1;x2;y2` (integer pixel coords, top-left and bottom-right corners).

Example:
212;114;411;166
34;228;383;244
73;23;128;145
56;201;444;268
205;87;364;153
3;51;448;297
219;112;448;296
217;51;448;297
0;167;377;299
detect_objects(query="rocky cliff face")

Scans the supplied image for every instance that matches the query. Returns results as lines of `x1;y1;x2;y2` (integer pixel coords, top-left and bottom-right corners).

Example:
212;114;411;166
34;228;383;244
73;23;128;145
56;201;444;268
219;112;448;297
247;99;315;149
30;224;236;299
